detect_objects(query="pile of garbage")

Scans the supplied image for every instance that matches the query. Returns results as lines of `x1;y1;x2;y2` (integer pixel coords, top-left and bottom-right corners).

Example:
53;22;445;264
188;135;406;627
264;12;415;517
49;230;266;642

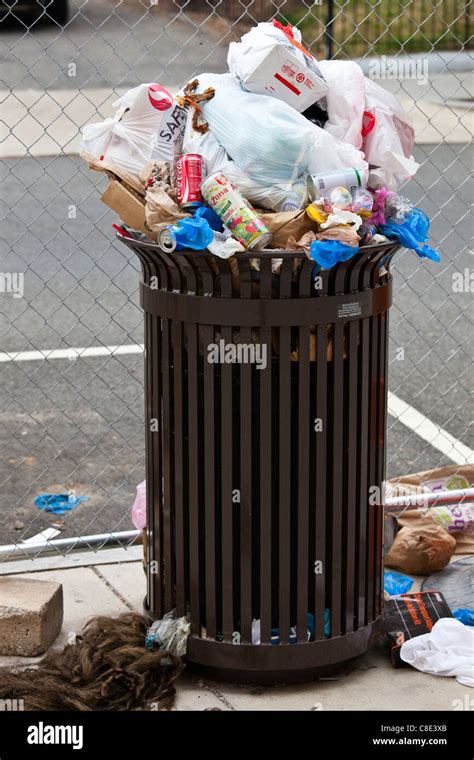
81;21;439;267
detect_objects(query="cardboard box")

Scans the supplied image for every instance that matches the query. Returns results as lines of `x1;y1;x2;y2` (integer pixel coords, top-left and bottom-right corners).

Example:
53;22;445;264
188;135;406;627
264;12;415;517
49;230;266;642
241;46;328;112
383;590;453;668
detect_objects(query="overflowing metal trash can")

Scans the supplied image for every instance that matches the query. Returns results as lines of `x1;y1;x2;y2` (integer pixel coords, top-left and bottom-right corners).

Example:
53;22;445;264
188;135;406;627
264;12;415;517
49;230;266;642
119;232;400;684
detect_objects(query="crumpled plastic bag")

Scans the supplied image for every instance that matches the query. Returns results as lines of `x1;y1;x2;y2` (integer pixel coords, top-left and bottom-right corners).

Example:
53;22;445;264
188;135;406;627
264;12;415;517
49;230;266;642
363;78;419;190
318;59;366;149
80;84;187;184
169;217;215;251
380;208;440;261
384;570;414;597
309;239;359;269
193;73;368;188
452;608;474;626
207;230;245;259
131;480;146;530
145;611;190;657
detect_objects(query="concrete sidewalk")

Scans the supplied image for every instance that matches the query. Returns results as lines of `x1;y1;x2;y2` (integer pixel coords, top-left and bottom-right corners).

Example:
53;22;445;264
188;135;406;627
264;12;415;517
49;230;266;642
0;546;471;711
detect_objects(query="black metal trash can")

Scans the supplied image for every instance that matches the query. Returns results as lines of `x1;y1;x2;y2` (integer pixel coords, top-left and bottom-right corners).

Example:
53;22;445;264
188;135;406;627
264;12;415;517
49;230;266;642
118;232;400;684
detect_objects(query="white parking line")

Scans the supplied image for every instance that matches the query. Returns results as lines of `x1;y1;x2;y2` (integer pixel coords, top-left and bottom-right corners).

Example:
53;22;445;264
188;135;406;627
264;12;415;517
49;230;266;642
387;391;473;466
0;344;144;362
1;343;472;466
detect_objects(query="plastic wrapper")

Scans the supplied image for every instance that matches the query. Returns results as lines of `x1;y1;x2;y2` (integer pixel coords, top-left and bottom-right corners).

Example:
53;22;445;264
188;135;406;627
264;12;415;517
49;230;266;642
380;208;440;261
384;194;414;222
384;570;414;597
193;73;367;188
207;231;245;259
80;84;187;185
430;504;474;534
145;611;190;656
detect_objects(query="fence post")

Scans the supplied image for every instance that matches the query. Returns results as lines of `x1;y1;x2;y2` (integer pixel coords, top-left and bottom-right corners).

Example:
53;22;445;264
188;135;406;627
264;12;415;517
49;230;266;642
325;0;335;58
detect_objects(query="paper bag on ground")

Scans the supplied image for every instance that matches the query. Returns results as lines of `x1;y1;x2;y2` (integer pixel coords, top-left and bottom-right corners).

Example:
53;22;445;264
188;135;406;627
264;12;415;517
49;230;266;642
386;464;474;556
384;524;456;575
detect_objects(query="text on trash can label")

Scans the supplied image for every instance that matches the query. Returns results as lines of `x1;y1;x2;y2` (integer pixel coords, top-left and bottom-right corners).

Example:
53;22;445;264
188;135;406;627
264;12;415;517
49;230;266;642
337;301;363;320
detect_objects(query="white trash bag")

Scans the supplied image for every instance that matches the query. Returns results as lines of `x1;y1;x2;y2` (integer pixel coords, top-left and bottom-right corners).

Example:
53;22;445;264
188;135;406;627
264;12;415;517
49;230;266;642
362;78;419;190
318;59;366;149
80;83;187;186
182;110;300;211
192;73;368;189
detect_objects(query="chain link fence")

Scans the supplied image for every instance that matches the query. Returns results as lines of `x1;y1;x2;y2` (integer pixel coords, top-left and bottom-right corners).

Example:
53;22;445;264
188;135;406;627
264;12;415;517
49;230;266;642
1;0;472;561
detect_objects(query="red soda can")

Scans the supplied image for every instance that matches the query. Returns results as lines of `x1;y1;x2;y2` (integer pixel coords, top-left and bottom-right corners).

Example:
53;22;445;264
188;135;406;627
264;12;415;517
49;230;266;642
176;153;204;208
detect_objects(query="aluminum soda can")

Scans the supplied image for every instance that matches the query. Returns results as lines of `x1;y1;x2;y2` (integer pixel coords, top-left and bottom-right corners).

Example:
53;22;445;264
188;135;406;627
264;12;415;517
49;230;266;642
201;172;272;250
176;153;204;208
308;167;366;199
158;226;179;252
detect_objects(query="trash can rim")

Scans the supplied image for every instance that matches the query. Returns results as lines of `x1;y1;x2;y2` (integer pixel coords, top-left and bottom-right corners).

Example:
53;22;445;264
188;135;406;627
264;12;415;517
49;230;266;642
115;231;399;259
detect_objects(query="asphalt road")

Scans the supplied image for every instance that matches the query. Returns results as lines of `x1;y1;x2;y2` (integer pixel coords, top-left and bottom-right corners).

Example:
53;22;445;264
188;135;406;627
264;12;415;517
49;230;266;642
0;1;472;551
1;0;229;90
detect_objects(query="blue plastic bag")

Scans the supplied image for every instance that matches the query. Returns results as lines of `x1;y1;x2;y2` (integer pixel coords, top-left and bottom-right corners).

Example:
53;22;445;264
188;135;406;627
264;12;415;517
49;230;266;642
384;570;413;596
452;608;474;626
309;239;358;269
379;208;440;262
35;493;89;515
193;204;223;232
168;217;214;251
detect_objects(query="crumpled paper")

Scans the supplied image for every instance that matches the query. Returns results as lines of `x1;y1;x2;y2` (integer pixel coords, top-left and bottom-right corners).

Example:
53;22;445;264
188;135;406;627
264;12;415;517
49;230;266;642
145;185;190;230
320;209;363;231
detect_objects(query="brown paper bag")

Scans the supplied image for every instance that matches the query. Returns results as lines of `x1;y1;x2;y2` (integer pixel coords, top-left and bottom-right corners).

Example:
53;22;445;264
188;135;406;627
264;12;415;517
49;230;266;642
145;186;190;230
258;210;317;249
384;524;456;574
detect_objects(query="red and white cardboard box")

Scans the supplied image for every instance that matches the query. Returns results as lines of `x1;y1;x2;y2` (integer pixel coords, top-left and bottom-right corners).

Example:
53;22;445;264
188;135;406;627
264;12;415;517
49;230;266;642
240;46;328;112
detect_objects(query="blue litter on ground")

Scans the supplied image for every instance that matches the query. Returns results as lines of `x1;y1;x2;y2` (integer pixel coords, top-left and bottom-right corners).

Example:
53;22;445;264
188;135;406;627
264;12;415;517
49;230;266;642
34;493;90;515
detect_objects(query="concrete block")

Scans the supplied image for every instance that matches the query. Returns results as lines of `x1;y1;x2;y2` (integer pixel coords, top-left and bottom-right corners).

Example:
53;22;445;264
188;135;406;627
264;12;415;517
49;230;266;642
0;577;63;656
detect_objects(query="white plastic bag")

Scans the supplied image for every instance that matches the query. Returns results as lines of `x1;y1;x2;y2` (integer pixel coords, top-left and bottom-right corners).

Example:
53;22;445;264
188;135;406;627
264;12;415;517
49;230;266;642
227;21;328;112
193;73;368;188
182;110;296;211
80;84;187;184
362;78;419;190
318;60;366;149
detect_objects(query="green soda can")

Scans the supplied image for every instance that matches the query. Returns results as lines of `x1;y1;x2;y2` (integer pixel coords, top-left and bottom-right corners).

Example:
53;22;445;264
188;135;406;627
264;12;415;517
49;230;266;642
201;172;272;250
